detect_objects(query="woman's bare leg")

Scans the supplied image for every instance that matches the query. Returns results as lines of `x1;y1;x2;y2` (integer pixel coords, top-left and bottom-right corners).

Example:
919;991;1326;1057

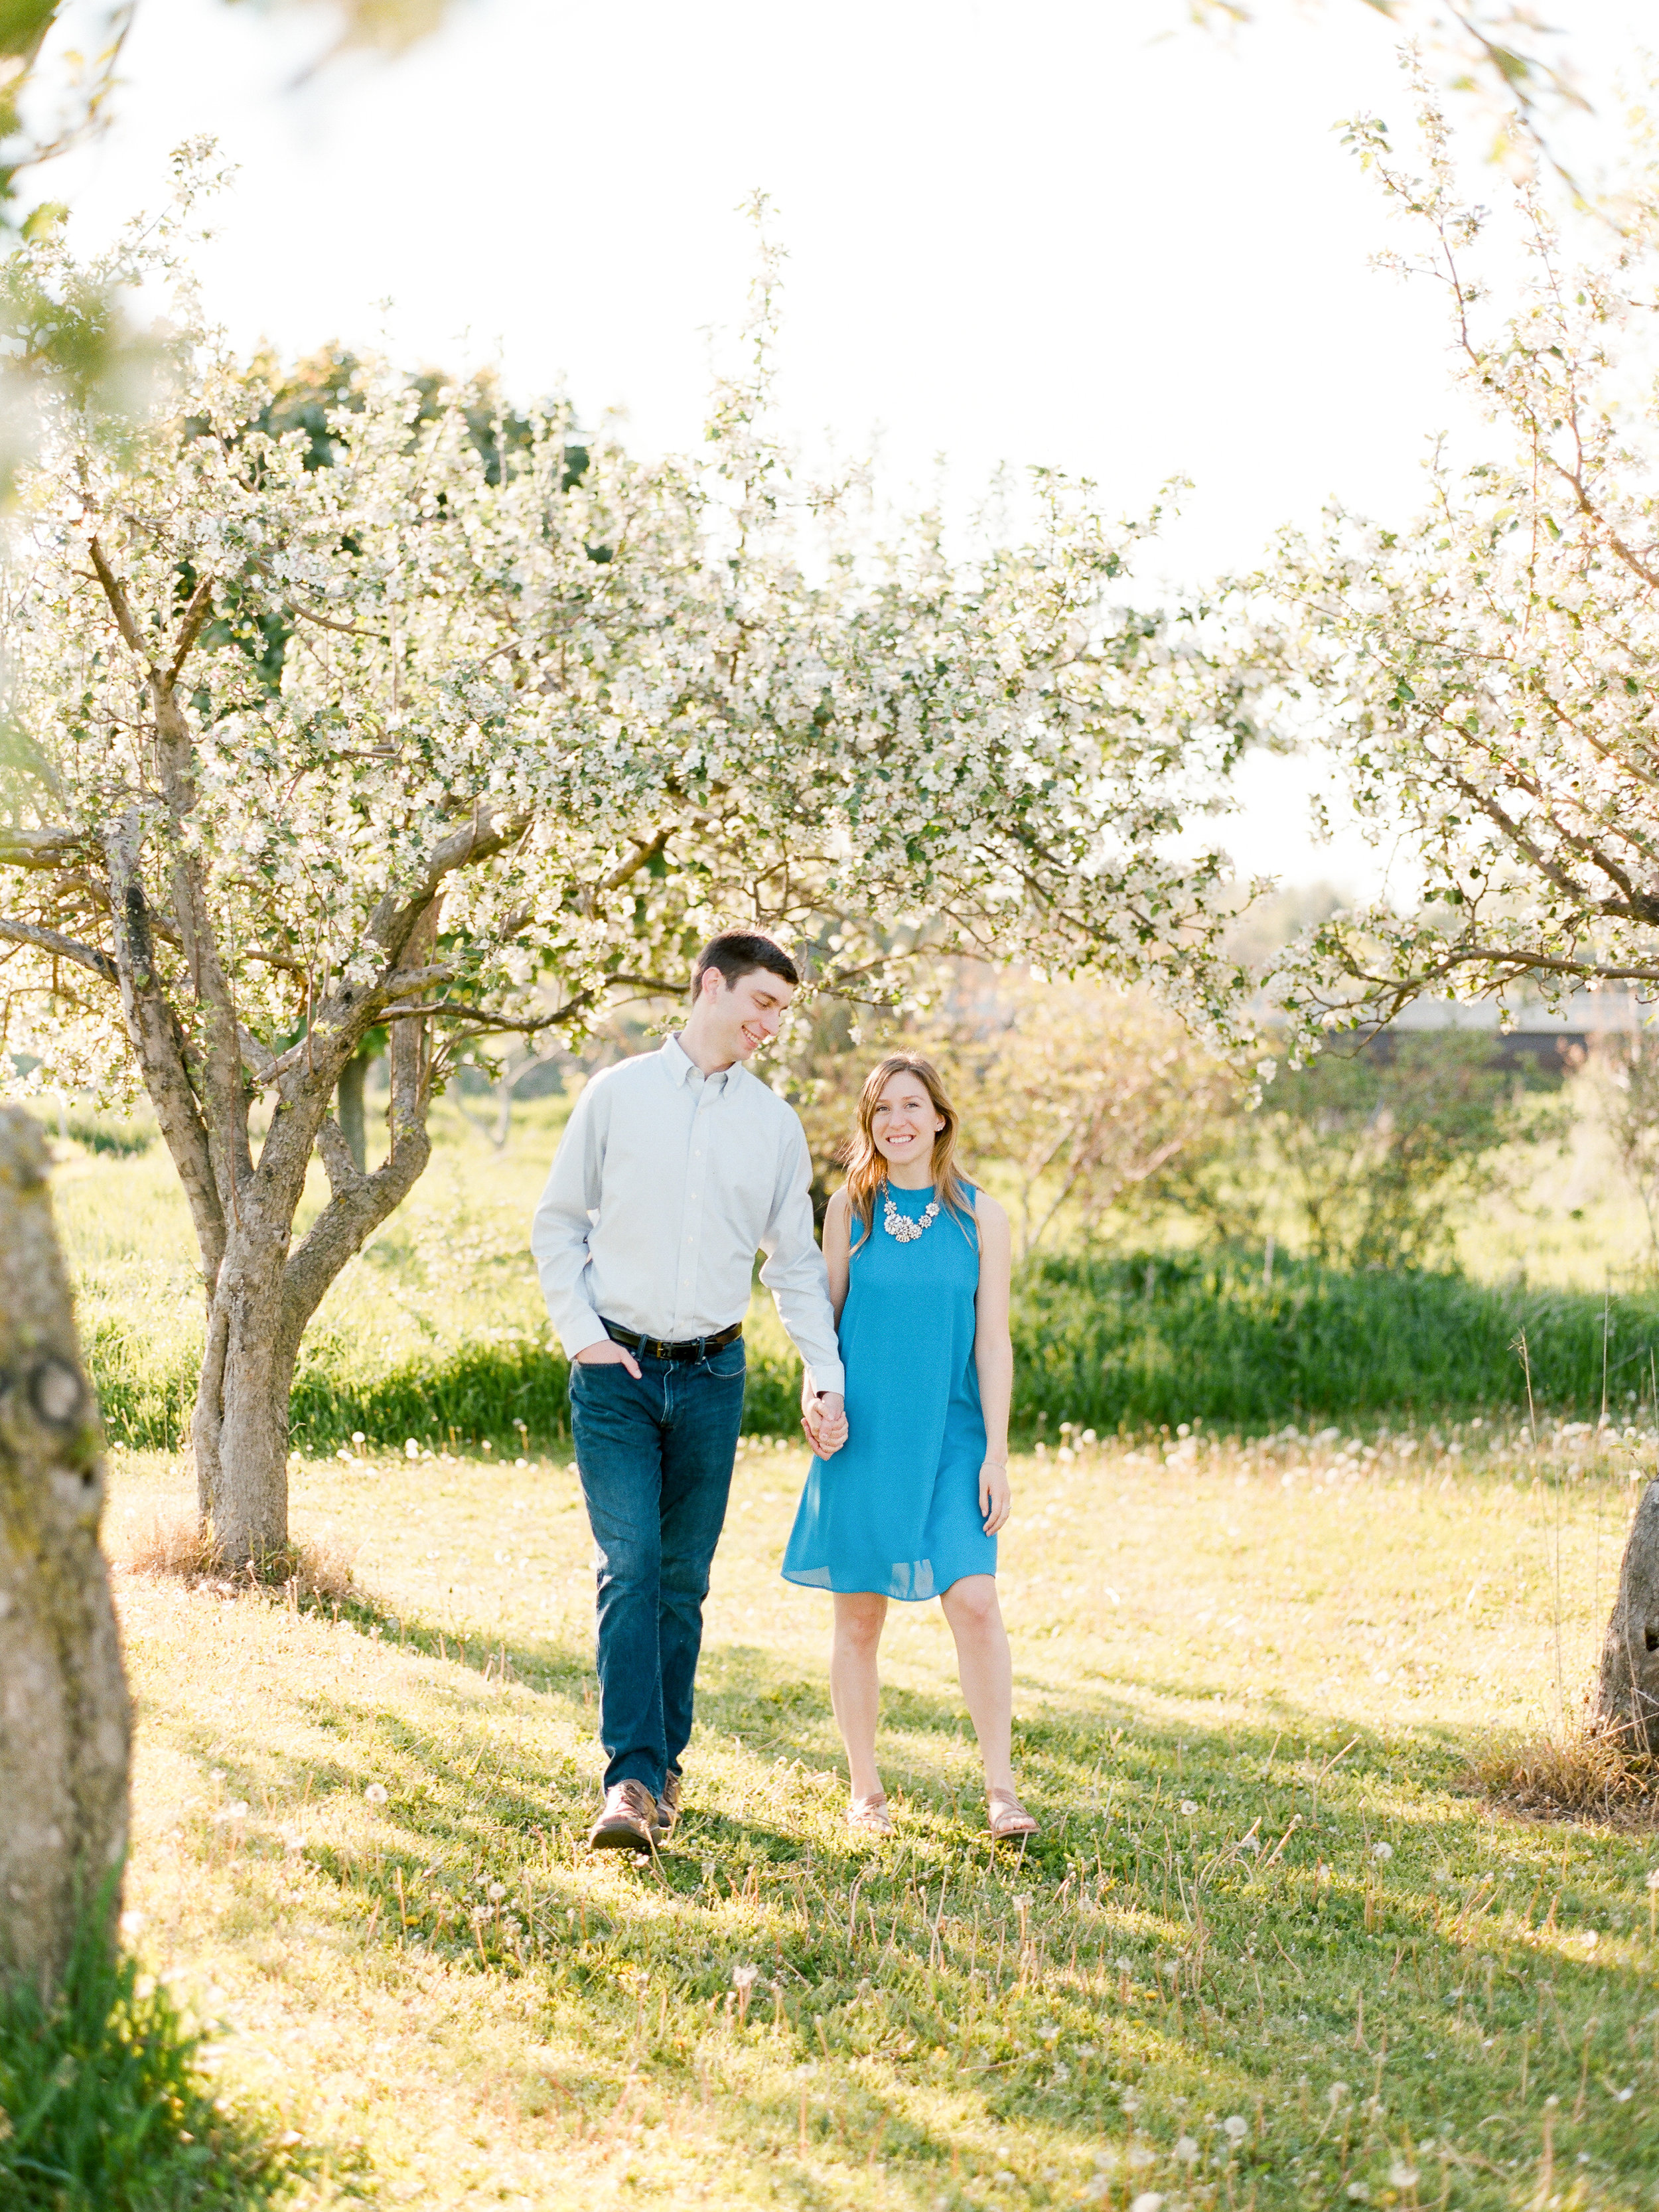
939;1575;1016;1797
830;1592;889;1801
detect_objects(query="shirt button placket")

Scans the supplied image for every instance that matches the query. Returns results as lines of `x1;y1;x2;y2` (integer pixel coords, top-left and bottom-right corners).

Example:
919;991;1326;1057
681;1090;715;1339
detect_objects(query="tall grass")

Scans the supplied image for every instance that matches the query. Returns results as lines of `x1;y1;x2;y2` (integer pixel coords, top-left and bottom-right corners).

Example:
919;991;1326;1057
86;1243;1659;1454
91;1322;804;1455
1012;1246;1659;1431
56;1098;1659;1449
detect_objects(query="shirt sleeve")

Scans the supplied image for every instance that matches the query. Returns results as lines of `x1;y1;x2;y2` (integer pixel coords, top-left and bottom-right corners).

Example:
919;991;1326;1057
757;1116;846;1395
530;1079;611;1361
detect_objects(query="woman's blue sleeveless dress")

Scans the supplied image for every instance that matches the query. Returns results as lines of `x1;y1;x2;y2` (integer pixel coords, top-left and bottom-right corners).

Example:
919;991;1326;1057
782;1181;995;1601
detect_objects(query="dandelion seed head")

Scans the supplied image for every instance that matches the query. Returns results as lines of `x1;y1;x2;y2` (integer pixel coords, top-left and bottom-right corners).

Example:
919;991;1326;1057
364;1782;388;1805
1175;2136;1199;2165
1224;2116;1248;2142
1390;2165;1420;2189
1180;1800;1198;1816
1372;1841;1394;1861
732;1963;759;1990
487;1882;506;1902
1130;2193;1165;2212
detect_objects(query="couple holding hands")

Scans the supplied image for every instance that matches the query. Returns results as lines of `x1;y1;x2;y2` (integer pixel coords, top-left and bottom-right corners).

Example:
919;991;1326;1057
531;930;1038;1852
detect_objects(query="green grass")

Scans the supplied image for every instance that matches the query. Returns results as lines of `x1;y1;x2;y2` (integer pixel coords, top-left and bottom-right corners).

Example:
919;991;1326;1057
82;1233;1659;1455
1011;1249;1659;1434
0;1911;329;2209
93;1419;1659;2210
47;1084;1659;1455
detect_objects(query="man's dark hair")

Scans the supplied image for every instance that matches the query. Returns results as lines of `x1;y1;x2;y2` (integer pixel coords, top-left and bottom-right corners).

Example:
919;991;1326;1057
691;930;798;1001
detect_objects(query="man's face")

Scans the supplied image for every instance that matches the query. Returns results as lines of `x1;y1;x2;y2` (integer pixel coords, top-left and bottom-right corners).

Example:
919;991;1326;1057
700;965;794;1059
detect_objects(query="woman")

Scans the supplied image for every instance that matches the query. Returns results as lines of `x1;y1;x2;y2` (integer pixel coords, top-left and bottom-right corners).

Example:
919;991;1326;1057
783;1053;1038;1841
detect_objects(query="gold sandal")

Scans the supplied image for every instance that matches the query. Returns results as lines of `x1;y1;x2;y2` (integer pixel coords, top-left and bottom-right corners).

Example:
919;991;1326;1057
987;1789;1038;1840
847;1793;895;1836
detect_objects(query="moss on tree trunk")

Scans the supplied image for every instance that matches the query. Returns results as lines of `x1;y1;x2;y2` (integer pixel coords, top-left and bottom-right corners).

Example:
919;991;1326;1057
0;1107;131;2002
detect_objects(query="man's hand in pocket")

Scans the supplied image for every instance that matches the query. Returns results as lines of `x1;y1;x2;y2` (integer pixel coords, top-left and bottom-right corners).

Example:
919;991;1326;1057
574;1338;641;1380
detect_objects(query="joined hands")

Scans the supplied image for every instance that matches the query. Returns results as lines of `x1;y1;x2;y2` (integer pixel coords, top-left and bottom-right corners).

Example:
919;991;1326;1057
800;1388;848;1457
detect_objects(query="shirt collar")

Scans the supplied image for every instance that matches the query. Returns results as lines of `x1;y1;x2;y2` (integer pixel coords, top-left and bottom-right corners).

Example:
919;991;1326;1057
662;1033;734;1092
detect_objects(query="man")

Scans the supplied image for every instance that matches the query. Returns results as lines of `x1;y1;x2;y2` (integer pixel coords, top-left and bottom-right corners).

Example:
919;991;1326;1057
532;931;849;1852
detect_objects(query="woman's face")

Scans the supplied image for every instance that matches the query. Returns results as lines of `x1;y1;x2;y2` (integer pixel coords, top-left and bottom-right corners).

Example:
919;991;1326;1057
869;1072;945;1169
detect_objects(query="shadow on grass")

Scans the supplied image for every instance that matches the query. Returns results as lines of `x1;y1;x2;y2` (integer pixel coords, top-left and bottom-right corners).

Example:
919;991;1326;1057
163;1594;1659;2205
277;1573;597;1696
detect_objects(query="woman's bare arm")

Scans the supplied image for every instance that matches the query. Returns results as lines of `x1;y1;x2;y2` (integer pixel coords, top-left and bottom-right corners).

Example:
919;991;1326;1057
823;1187;852;1322
972;1192;1014;1533
801;1189;854;1449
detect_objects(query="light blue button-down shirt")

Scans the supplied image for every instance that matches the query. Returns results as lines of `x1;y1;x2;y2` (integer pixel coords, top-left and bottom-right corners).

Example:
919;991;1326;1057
530;1035;845;1393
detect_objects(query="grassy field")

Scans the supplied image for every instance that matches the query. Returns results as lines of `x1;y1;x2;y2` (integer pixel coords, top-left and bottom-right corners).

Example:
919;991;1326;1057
56;1098;1659;1453
98;1418;1659;2211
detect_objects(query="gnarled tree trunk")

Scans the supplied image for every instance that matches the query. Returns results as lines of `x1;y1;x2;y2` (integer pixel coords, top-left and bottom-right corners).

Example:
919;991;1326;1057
23;534;528;1570
191;989;432;1567
1593;1476;1659;1753
0;1108;131;2001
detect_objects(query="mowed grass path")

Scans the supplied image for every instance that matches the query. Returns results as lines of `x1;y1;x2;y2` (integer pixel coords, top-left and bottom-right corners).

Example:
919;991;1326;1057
105;1425;1659;2211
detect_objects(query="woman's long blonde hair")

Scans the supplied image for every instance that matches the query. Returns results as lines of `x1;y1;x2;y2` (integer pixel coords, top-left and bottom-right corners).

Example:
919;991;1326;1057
842;1053;976;1255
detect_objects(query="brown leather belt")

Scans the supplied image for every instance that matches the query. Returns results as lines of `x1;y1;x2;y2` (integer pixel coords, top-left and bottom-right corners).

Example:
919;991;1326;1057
601;1318;744;1364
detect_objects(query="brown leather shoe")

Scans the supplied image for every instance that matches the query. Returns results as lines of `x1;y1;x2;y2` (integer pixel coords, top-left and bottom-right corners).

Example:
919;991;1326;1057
654;1769;683;1839
589;1780;657;1854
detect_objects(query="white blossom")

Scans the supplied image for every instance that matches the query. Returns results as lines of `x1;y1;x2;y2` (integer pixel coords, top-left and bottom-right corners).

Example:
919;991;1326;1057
1263;71;1659;1039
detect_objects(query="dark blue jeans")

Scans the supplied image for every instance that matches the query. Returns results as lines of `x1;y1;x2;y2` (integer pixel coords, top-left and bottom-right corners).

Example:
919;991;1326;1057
568;1339;747;1796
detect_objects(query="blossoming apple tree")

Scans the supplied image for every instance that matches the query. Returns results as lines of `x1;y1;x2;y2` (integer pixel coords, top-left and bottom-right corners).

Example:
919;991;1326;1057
1263;77;1659;1046
0;200;1260;1565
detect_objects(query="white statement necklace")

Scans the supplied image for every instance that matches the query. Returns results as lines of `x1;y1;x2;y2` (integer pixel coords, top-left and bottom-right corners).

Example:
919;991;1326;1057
883;1187;940;1242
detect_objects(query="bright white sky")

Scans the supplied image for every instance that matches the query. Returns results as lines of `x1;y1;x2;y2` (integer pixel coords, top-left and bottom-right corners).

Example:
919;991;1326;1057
42;0;1654;894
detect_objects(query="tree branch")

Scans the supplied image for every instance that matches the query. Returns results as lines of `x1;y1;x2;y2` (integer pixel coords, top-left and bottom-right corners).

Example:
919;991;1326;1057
365;805;528;962
101;812;226;1288
598;829;671;895
278;911;438;1353
166;573;216;684
435;992;595;1039
85;536;148;660
0;919;116;983
315;1111;364;1201
0;827;84;870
